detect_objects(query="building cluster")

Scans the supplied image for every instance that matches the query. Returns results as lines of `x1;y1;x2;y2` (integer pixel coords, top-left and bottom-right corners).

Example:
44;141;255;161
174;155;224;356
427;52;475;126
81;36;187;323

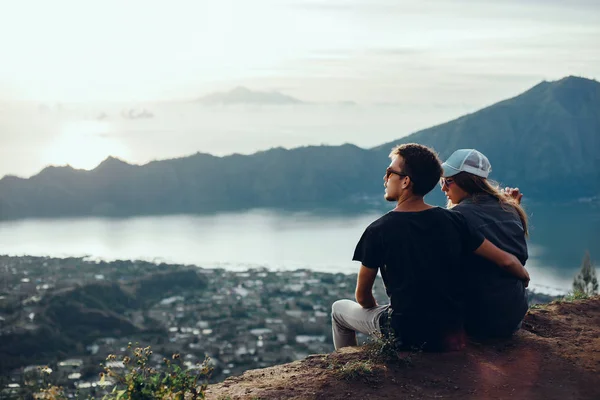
0;256;387;399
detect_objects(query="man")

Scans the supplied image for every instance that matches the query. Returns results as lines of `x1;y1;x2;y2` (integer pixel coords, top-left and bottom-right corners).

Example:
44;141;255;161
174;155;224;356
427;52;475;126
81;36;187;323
331;144;530;351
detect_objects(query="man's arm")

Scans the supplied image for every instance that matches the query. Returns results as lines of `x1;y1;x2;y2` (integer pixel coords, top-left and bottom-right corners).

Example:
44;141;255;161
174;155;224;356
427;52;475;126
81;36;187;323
474;239;530;287
355;265;378;308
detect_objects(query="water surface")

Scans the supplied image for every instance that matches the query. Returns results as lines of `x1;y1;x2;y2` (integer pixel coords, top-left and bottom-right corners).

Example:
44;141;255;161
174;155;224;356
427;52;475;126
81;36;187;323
0;205;597;295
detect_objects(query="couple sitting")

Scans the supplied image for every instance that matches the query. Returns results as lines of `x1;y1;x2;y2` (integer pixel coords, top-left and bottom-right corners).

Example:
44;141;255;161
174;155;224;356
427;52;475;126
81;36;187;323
332;144;529;351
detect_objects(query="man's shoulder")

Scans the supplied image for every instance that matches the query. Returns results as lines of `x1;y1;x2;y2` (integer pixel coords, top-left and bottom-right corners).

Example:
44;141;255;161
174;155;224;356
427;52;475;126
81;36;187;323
367;208;459;228
437;207;465;220
436;207;471;228
365;212;396;231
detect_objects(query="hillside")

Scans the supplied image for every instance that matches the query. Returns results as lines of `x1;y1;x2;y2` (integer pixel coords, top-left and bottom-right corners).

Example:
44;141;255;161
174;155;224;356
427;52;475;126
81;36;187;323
206;297;600;400
0;269;207;374
0;76;598;220
374;76;600;199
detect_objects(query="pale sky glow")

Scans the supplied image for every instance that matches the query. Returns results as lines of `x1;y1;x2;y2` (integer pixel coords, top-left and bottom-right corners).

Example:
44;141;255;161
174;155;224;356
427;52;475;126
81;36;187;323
43;120;131;170
0;0;599;177
0;0;598;102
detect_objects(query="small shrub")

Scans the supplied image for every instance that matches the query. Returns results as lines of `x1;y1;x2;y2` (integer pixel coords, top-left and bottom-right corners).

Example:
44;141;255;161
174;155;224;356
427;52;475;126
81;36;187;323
334;360;375;381
561;290;590;302
362;329;419;366
33;366;68;400
101;344;212;400
34;384;68;400
572;251;598;296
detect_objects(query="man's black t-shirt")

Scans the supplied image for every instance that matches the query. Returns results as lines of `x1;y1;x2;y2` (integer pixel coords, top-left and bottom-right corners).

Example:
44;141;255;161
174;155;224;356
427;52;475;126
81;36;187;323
353;207;484;351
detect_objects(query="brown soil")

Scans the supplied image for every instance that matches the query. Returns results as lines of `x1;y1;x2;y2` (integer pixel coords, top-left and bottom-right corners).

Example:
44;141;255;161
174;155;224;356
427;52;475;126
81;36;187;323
206;297;600;400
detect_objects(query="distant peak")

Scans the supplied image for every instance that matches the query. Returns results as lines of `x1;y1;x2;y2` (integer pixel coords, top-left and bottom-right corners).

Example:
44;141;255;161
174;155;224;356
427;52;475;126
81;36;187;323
230;86;252;93
0;174;25;183
100;156;129;164
510;75;599;107
558;75;597;84
94;156;131;170
31;164;78;180
540;76;599;91
40;165;76;173
197;87;304;105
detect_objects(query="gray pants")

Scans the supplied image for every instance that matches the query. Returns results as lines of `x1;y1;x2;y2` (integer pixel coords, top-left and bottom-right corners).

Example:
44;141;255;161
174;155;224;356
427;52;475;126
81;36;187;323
331;299;390;350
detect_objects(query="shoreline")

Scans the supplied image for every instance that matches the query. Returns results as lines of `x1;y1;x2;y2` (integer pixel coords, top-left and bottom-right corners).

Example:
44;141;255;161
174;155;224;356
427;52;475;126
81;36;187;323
0;253;569;296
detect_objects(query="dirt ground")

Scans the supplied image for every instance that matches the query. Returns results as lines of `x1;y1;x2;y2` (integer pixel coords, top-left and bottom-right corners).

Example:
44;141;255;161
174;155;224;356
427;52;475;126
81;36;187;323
205;297;600;400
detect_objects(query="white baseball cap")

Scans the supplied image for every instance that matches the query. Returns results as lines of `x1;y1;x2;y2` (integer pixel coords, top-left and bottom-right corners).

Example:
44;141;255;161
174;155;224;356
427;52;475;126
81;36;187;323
441;149;492;178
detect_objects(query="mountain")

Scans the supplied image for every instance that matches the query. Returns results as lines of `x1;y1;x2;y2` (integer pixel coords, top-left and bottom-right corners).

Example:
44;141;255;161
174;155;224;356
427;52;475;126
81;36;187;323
0;76;598;220
374;76;600;199
0;145;380;219
197;86;304;105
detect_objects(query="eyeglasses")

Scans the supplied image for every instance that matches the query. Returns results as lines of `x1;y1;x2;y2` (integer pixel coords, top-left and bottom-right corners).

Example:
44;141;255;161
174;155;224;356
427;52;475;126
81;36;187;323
440;177;454;187
385;167;409;180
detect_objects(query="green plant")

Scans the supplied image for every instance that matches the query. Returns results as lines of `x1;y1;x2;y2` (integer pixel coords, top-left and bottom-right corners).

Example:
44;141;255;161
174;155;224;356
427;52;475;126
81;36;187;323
561;290;590;302
529;303;547;310
333;360;375;382
33;384;68;400
32;366;70;400
101;344;212;400
364;333;397;363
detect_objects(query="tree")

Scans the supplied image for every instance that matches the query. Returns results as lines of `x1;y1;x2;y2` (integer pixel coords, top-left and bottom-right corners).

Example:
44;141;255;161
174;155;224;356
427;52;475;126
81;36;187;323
573;251;598;296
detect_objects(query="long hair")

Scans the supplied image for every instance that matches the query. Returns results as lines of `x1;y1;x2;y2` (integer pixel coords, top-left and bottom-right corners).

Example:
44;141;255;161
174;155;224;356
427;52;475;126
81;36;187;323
447;172;529;236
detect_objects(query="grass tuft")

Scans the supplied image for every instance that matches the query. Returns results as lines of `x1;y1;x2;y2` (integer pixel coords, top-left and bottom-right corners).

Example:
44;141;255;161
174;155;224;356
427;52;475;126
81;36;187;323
333;360;376;381
551;290;591;305
362;331;419;366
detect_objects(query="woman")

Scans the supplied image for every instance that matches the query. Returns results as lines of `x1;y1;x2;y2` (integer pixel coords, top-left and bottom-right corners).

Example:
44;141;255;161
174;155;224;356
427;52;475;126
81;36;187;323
440;149;528;338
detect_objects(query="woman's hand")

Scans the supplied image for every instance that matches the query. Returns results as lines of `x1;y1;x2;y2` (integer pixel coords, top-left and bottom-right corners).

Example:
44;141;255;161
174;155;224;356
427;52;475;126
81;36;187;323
503;187;523;204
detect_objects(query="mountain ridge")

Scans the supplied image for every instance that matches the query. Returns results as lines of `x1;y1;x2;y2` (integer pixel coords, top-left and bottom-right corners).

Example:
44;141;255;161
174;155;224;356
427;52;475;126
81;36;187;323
373;75;600;197
0;76;598;220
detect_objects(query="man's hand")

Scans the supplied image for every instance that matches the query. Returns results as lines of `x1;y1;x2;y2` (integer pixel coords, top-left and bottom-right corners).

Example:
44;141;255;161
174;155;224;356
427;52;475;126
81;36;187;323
521;267;530;288
503;187;523;204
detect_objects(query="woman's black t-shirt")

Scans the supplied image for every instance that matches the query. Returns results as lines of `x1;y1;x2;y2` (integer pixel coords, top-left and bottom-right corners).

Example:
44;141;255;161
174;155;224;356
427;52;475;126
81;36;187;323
353;207;484;351
454;195;528;337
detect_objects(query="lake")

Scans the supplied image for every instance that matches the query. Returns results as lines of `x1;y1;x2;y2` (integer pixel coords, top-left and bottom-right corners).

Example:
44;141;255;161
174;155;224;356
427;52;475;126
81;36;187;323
0;204;598;295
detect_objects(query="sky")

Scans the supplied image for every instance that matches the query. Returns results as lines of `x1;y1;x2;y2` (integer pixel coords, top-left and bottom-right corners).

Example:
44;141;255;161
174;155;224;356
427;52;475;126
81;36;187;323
0;0;599;177
1;0;598;103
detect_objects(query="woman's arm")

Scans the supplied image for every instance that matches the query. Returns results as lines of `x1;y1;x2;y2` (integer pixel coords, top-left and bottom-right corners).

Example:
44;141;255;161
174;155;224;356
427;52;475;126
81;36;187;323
474;239;530;287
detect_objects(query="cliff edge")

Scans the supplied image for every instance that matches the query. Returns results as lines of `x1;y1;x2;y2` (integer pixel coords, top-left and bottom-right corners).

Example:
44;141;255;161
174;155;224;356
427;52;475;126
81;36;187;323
206;297;600;400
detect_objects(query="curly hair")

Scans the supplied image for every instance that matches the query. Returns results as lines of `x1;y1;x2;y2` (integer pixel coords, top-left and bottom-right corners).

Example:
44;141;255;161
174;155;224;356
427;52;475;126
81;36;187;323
389;143;443;196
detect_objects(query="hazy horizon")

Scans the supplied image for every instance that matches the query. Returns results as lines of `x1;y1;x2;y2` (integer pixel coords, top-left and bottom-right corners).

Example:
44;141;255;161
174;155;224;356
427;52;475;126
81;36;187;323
1;0;599;177
0;99;468;178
